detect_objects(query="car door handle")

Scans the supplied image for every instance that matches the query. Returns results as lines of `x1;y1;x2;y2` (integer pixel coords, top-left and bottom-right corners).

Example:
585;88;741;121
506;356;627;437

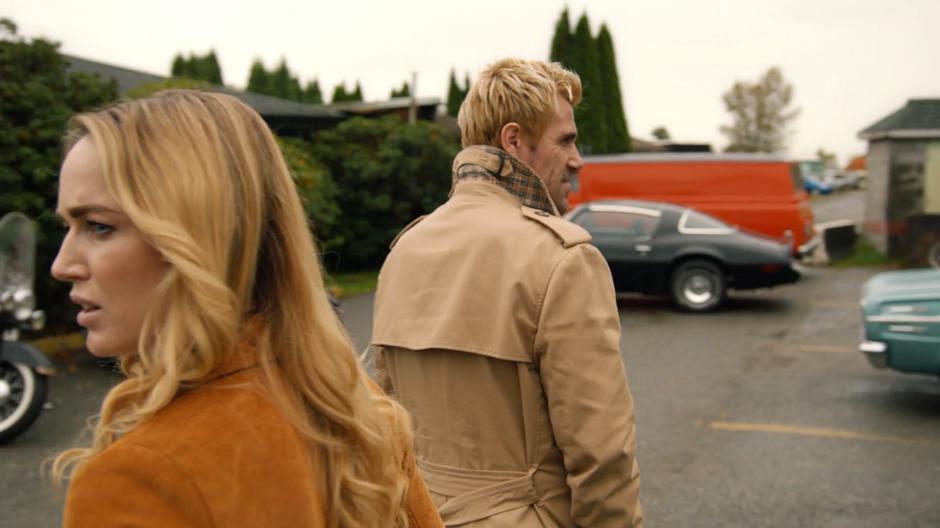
634;244;652;253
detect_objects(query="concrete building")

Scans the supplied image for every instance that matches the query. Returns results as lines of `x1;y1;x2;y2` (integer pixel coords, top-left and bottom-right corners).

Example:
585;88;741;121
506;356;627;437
858;98;940;265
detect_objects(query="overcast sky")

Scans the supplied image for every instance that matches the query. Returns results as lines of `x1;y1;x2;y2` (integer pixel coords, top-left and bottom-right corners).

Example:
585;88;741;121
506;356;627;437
7;0;939;164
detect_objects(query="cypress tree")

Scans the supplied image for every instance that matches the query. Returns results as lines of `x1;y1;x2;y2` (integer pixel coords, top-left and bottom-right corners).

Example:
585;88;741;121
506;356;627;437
596;24;630;152
570;13;607;154
247;59;269;94
303;78;323;104
549;8;573;68
170;54;186;77
270;58;301;100
170;51;223;85
288;76;301;101
331;83;348;103
351;81;363;102
204;49;223;85
446;69;462;116
391;81;410;98
195;55;212;84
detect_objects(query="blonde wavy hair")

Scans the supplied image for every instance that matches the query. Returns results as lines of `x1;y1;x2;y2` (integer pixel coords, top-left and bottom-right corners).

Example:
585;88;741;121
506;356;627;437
457;58;582;148
52;90;412;528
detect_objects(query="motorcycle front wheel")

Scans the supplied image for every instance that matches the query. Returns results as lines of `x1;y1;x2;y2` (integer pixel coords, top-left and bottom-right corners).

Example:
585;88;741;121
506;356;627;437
0;360;47;443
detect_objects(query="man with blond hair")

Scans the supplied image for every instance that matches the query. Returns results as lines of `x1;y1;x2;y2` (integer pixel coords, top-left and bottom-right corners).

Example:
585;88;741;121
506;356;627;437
371;58;642;527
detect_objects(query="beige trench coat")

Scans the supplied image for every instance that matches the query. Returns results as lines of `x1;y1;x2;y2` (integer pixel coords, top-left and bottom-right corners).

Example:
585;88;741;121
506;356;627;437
372;179;642;527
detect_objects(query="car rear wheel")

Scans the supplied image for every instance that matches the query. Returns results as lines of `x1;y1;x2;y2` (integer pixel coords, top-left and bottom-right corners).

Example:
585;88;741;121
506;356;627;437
670;259;726;312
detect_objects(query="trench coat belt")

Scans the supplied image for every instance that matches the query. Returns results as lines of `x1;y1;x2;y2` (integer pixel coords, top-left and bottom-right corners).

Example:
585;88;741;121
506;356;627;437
417;458;556;525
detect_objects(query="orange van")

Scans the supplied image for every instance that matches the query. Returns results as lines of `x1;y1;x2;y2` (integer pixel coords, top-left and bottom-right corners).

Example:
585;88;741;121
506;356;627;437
568;153;818;256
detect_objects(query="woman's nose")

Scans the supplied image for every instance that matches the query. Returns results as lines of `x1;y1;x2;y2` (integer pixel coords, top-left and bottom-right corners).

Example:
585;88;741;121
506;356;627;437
51;233;87;282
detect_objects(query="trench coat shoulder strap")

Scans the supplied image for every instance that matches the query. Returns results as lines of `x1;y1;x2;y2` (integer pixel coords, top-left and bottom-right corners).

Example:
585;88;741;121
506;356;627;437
389;215;428;249
520;207;592;248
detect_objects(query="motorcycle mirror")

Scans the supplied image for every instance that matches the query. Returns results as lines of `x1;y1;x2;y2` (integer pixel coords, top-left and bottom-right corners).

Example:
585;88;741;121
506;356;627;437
0;212;38;320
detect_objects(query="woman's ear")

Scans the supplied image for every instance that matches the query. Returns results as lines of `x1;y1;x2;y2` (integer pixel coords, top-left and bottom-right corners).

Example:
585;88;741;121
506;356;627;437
499;122;523;157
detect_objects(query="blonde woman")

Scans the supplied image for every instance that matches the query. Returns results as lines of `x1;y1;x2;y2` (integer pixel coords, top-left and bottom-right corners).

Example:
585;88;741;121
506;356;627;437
51;90;442;528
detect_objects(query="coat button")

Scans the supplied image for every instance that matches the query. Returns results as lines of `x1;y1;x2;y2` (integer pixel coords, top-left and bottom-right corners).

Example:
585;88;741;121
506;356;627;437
534;210;550;217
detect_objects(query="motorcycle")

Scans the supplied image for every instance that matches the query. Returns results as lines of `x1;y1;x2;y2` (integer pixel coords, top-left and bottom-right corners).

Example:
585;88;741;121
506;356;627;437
0;212;55;443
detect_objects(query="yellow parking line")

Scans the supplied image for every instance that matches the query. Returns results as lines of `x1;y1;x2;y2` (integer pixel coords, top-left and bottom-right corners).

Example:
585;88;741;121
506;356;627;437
751;340;856;353
707;420;930;446
811;301;859;309
786;344;856;353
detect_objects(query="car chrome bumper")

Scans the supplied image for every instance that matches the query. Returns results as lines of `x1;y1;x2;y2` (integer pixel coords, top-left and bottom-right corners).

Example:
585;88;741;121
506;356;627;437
859;340;887;368
797;235;821;259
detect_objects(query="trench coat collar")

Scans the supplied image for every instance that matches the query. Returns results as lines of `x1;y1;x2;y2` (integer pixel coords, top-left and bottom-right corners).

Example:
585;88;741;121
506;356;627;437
451;146;560;216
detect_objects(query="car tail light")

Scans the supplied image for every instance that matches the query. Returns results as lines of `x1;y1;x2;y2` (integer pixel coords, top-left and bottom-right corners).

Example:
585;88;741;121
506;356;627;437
762;264;779;273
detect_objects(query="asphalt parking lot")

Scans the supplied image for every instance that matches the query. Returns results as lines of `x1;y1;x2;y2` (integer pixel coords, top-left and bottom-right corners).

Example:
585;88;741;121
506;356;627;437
3;190;938;527
618;265;940;527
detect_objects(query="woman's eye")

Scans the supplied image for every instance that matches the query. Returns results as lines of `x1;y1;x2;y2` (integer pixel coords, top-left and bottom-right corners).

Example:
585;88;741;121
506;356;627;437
87;221;114;236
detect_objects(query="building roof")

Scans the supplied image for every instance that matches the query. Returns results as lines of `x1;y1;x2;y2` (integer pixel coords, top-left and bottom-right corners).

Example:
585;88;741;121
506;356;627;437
220;89;342;119
859;98;940;140
61;54;343;135
845;154;866;172
630;137;666;153
63;54;165;95
629;137;712;153
330;96;441;115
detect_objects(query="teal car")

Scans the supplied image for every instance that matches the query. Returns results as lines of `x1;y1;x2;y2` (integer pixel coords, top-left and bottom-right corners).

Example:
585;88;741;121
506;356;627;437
860;269;940;375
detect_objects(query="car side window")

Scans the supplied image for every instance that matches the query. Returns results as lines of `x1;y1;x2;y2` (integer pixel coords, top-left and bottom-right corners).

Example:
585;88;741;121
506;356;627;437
683;211;728;230
574;211;659;238
678;209;735;235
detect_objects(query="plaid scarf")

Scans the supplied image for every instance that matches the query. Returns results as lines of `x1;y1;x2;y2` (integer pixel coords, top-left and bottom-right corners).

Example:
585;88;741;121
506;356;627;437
451;146;557;215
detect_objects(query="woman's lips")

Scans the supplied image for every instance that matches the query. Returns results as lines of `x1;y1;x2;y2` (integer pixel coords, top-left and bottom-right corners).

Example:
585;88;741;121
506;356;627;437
71;295;101;327
76;306;100;327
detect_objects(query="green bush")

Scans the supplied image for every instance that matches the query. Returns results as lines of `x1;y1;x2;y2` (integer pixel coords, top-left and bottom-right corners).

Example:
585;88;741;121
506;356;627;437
277;137;343;258
831;238;898;268
311;117;457;270
0;19;118;330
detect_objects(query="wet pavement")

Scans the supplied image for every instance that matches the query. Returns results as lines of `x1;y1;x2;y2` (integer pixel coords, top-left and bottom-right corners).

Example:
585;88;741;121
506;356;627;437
4;190;938;527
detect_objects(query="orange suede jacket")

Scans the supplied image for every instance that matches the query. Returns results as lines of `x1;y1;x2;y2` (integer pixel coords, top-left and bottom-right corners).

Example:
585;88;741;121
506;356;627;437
63;356;442;527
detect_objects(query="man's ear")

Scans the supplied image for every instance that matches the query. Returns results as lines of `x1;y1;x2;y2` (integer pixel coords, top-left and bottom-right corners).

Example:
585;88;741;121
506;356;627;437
499;122;524;156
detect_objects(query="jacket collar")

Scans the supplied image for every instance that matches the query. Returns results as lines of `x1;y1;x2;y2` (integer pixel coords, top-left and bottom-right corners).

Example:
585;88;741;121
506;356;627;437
208;316;264;381
451;146;560;216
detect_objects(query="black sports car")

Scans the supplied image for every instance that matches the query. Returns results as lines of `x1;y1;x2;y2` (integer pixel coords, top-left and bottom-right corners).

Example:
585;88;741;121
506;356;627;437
565;200;800;312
